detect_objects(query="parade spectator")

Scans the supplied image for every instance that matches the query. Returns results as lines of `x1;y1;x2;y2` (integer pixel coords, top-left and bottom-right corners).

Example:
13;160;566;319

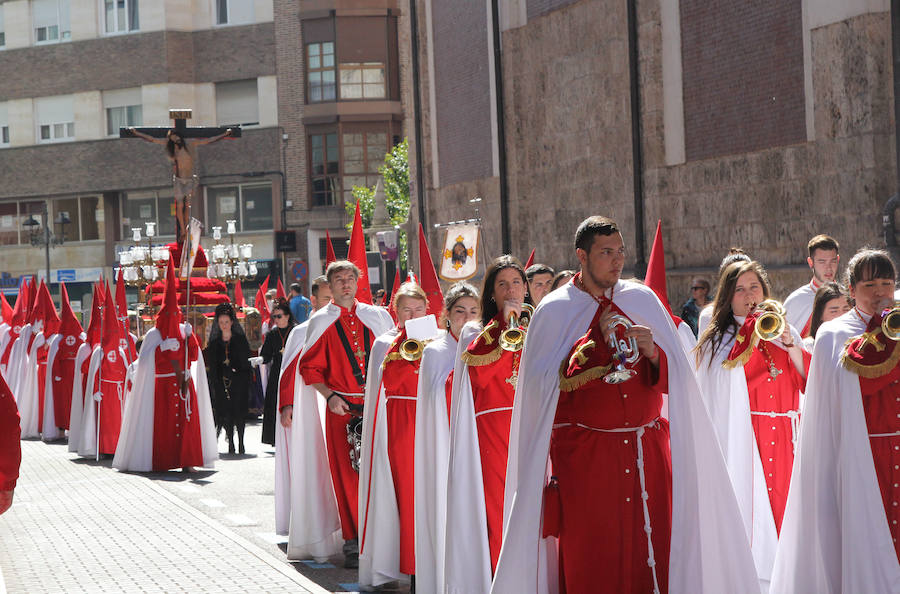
289;283;312;324
257;298;296;446
680;277;710;337
525;263;555;305
205;304;253;455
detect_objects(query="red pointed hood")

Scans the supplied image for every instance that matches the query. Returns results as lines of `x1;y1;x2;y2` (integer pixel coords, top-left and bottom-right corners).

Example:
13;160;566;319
57;283;84;341
25;279;40;326
9;280;29;329
0;291;12;325
525;248;535;269
276;277;288;301
348;200;372;304
234;279;246;308
643;220;677;320
155;255;182;340
36;280;60;335
103;282;127;357
85;283;104;347
255;274;270;325
418;223;444;318
115;267;128;321
325;230;337;266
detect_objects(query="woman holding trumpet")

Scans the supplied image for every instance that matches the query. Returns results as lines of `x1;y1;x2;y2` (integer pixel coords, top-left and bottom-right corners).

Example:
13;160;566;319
358;282;431;590
444;255;533;593
694;260;807;592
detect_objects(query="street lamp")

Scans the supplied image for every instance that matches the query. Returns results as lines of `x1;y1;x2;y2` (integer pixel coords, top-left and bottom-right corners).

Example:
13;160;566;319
22;202;69;286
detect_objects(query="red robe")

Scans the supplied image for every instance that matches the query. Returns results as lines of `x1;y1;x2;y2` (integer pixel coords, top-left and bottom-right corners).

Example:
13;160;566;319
742;342;804;532
298;302;375;540
553;303;671;594
463;313;522;572
0;375;20;492
381;330;421;574
50;335;82;430
152;335;203;471
92;347;127;455
35;341;49;433
861;363;900;561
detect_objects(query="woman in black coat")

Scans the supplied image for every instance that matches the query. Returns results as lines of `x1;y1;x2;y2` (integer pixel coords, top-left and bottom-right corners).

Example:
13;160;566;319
205;303;252;454
259;298;295;446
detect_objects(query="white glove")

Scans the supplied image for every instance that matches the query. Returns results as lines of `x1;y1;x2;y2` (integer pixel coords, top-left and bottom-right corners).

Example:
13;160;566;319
184;323;192;337
249;356;264;368
92;392;102;402
160;338;181;352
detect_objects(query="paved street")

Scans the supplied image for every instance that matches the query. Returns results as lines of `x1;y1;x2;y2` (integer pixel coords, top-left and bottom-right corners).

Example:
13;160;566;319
0;420;396;593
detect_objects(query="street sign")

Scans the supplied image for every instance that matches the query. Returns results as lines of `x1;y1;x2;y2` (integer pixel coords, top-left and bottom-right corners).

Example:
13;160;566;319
291;260;308;281
275;230;296;253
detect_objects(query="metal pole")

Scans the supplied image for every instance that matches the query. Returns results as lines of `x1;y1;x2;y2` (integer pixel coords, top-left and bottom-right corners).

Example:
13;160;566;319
44;202;51;287
489;0;511;255
626;0;647;277
409;0;428;230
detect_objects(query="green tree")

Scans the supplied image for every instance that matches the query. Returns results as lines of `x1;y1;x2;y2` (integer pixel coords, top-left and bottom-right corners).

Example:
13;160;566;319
345;138;411;269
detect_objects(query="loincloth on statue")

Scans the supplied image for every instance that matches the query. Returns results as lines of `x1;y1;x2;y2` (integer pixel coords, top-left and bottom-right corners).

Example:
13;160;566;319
173;175;199;201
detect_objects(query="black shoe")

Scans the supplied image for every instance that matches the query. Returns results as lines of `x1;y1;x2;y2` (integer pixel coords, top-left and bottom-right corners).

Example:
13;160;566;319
227;441;235;455
238;443;245;455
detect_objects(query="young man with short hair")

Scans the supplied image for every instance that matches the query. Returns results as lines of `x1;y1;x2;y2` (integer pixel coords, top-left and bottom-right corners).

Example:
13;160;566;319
288;282;312;324
525;264;556;305
784;235;840;337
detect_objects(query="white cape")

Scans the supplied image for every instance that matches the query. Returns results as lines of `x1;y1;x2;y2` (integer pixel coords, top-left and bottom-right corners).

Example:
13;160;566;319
17;328;45;439
275;321;308;536
78;346;116;458
771;311;900;593
112;325;217;472
492;280;760;593
414;331;457;594
783;281;816;334
358;329;404;588
40;334;62;441
0;323;10;380
286;301;394;561
694;322;803;592
67;342;94;453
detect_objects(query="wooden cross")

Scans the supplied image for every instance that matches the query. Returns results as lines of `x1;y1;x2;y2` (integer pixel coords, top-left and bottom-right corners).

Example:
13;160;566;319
119;109;243;140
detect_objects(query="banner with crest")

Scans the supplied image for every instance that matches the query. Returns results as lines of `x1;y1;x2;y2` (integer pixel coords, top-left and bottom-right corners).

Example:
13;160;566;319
439;224;479;281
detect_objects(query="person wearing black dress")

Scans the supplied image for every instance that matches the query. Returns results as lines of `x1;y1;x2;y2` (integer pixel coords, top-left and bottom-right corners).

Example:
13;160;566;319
258;298;295;446
205;303;252;454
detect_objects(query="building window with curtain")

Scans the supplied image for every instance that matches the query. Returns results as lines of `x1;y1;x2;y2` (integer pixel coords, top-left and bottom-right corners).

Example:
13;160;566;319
104;0;139;34
341;131;388;203
33;0;71;44
307;42;336;103
310;133;339;207
36;95;75;143
216;0;254;26
216;79;259;127
338;63;386;100
103;88;142;136
121;190;177;238
207;183;272;232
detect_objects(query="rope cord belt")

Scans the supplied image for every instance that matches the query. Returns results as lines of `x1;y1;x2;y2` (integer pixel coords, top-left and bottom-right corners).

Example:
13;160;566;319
750;409;800;453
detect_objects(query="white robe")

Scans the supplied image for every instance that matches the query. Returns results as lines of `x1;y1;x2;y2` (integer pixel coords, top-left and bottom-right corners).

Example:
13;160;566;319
285;302;394;561
67;342;94;453
492;280;760;594
275;321;307;536
78;345;123;458
0;322;10;380
40;334;62;442
358;329;404;588
414;331;457;594
112;325;217;472
771;311;900;593
7;324;33;403
694;321;803;593
16;327;45;439
698;303;713;335
783;281;817;334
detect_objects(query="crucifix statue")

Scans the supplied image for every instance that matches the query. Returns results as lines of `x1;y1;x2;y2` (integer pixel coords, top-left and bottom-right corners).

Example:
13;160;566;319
121;109;241;244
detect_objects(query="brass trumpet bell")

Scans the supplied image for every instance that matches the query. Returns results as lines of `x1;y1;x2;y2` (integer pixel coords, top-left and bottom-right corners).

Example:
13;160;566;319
882;305;900;341
500;303;535;352
753;299;787;342
400;338;425;361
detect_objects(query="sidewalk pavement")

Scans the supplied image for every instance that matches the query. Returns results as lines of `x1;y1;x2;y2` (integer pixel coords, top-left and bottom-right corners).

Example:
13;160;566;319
0;439;330;594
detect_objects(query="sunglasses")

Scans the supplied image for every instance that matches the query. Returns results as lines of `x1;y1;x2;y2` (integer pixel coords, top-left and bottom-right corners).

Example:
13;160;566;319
272;314;284;319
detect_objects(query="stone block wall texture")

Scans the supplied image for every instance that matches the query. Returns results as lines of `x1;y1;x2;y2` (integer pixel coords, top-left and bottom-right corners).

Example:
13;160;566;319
432;0;495;187
527;0;579;20
679;0;806;161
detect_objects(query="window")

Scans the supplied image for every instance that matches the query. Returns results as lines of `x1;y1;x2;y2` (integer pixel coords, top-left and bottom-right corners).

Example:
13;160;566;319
216;0;253;26
339;63;386;100
319;236;348;271
0;202;18;246
103;88;142;135
207;183;272;232
104;0;139;34
310;133;339;207
0;102;8;147
33;0;71;44
215;79;259;127
0;4;6;48
48;196;102;242
307;42;336;103
341;132;387;202
121;191;179;238
36;95;74;143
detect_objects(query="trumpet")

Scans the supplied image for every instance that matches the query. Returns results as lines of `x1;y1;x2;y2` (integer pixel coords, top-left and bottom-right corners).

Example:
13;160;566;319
400;338;425;361
883;303;900;341
500;303;535;352
603;314;641;384
753;300;787;342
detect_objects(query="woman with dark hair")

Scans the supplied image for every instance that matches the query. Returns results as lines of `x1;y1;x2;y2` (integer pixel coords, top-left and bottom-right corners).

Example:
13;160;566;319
445;255;532;587
805;282;851;348
205;303;252;454
258;298;296;446
693;260;807;590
